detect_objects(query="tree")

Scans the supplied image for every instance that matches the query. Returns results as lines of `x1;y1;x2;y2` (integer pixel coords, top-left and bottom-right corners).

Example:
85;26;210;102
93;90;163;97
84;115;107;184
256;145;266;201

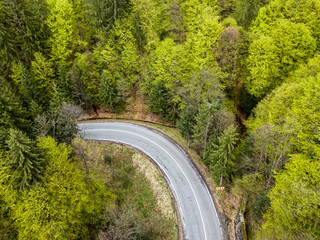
208;125;238;185
262;153;320;239
6;129;44;190
46;0;74;65
71;53;99;108
215;26;243;89
247;55;320;156
0;78;30;146
56;63;74;101
247;20;316;98
33;103;82;144
31;52;55;104
176;106;195;148
192;102;219;154
233;0;269;29
251;0;320;45
0;0;49;67
10;137;113;239
85;0;132;39
100;70;119;111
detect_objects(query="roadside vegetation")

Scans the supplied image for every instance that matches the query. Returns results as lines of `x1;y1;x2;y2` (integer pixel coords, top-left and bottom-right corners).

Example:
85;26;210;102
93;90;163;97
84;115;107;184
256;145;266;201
1;0;320;239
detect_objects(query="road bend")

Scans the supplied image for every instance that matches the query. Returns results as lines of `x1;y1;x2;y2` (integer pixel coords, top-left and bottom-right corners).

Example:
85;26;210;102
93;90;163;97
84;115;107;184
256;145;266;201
78;122;223;240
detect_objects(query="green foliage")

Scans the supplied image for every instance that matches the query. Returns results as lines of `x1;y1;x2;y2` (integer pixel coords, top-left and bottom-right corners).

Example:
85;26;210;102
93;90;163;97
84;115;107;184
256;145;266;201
0;0;49;69
247;20;316;98
6;129;44;190
247;55;320;156
176;106;196;146
71;53;99;107
251;0;320;45
8;136;110;239
85;0;132;39
262;154;320;239
233;0;269;29
100;70;120;110
31;52;55;104
215;26;243;89
208;124;238;184
46;0;74;65
251;188;270;220
192;102;219;154
0;78;30;140
182;0;223;69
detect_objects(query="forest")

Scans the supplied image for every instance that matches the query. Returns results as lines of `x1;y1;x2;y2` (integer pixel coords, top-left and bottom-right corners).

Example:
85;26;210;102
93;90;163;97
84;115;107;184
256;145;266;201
0;0;320;239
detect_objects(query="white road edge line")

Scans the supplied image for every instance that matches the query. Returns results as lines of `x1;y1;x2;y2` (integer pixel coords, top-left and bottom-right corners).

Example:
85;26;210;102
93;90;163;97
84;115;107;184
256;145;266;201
85;128;210;240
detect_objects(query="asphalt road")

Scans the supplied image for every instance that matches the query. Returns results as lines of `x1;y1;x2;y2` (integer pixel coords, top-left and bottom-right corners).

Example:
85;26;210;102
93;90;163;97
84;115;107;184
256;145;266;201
78;122;223;240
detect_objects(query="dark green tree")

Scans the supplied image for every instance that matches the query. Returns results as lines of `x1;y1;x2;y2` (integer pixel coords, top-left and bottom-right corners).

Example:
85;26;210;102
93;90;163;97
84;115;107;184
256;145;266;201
233;0;269;29
56;64;74;102
85;0;132;39
208;124;238;185
192;102;219;154
0;78;30;148
176;106;195;148
100;70;119;111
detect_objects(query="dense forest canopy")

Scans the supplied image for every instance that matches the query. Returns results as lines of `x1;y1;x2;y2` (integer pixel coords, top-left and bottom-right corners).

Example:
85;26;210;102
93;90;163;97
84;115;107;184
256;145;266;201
0;0;319;239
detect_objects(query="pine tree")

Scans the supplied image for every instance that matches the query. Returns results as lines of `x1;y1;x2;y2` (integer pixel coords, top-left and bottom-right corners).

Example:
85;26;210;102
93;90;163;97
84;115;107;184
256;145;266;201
192;102;219;154
31;52;55;104
209;124;238;185
56;63;74;101
176;106;195;148
100;70;118;111
6;129;44;190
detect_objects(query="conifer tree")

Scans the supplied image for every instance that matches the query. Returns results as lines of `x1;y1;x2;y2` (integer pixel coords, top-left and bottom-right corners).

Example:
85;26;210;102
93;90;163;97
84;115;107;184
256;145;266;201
31;52;55;104
192;102;219;154
6;129;44;190
209;124;238;185
176;106;195;148
100;70;118;111
56;64;73;101
0;78;29;148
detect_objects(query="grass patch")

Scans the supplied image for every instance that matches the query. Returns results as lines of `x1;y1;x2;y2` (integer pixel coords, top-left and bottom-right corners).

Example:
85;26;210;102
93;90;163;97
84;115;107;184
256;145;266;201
72;138;177;240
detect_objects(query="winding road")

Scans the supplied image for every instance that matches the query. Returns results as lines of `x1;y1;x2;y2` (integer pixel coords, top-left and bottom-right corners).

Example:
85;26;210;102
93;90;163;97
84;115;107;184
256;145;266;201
78;122;223;240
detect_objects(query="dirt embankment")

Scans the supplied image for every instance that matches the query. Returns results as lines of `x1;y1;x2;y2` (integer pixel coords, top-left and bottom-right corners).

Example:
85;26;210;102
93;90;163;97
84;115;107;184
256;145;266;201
79;90;173;127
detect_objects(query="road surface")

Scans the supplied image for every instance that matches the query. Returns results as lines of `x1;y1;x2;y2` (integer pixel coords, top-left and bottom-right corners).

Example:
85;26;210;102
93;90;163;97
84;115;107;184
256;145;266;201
78;122;223;240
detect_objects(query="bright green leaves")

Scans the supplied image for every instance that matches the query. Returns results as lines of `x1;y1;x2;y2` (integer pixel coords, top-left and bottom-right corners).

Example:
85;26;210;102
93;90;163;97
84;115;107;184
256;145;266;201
247;20;316;98
252;0;320;43
248;56;320;156
247;35;280;98
9;137;112;239
31;52;55;103
182;0;223;69
246;0;320;98
263;154;320;239
46;0;74;65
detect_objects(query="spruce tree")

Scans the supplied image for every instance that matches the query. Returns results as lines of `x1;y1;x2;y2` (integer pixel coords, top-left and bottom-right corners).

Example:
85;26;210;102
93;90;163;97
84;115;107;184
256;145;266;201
6;129;44;190
100;70;118;111
209;125;238;185
176;106;195;148
192;102;219;154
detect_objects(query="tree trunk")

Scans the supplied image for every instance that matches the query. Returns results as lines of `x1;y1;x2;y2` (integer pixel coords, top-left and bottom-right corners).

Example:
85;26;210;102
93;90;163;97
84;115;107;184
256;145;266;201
220;174;223;186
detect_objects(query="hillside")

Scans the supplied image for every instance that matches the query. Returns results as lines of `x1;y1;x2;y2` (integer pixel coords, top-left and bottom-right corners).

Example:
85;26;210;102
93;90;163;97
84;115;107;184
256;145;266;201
0;0;320;239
